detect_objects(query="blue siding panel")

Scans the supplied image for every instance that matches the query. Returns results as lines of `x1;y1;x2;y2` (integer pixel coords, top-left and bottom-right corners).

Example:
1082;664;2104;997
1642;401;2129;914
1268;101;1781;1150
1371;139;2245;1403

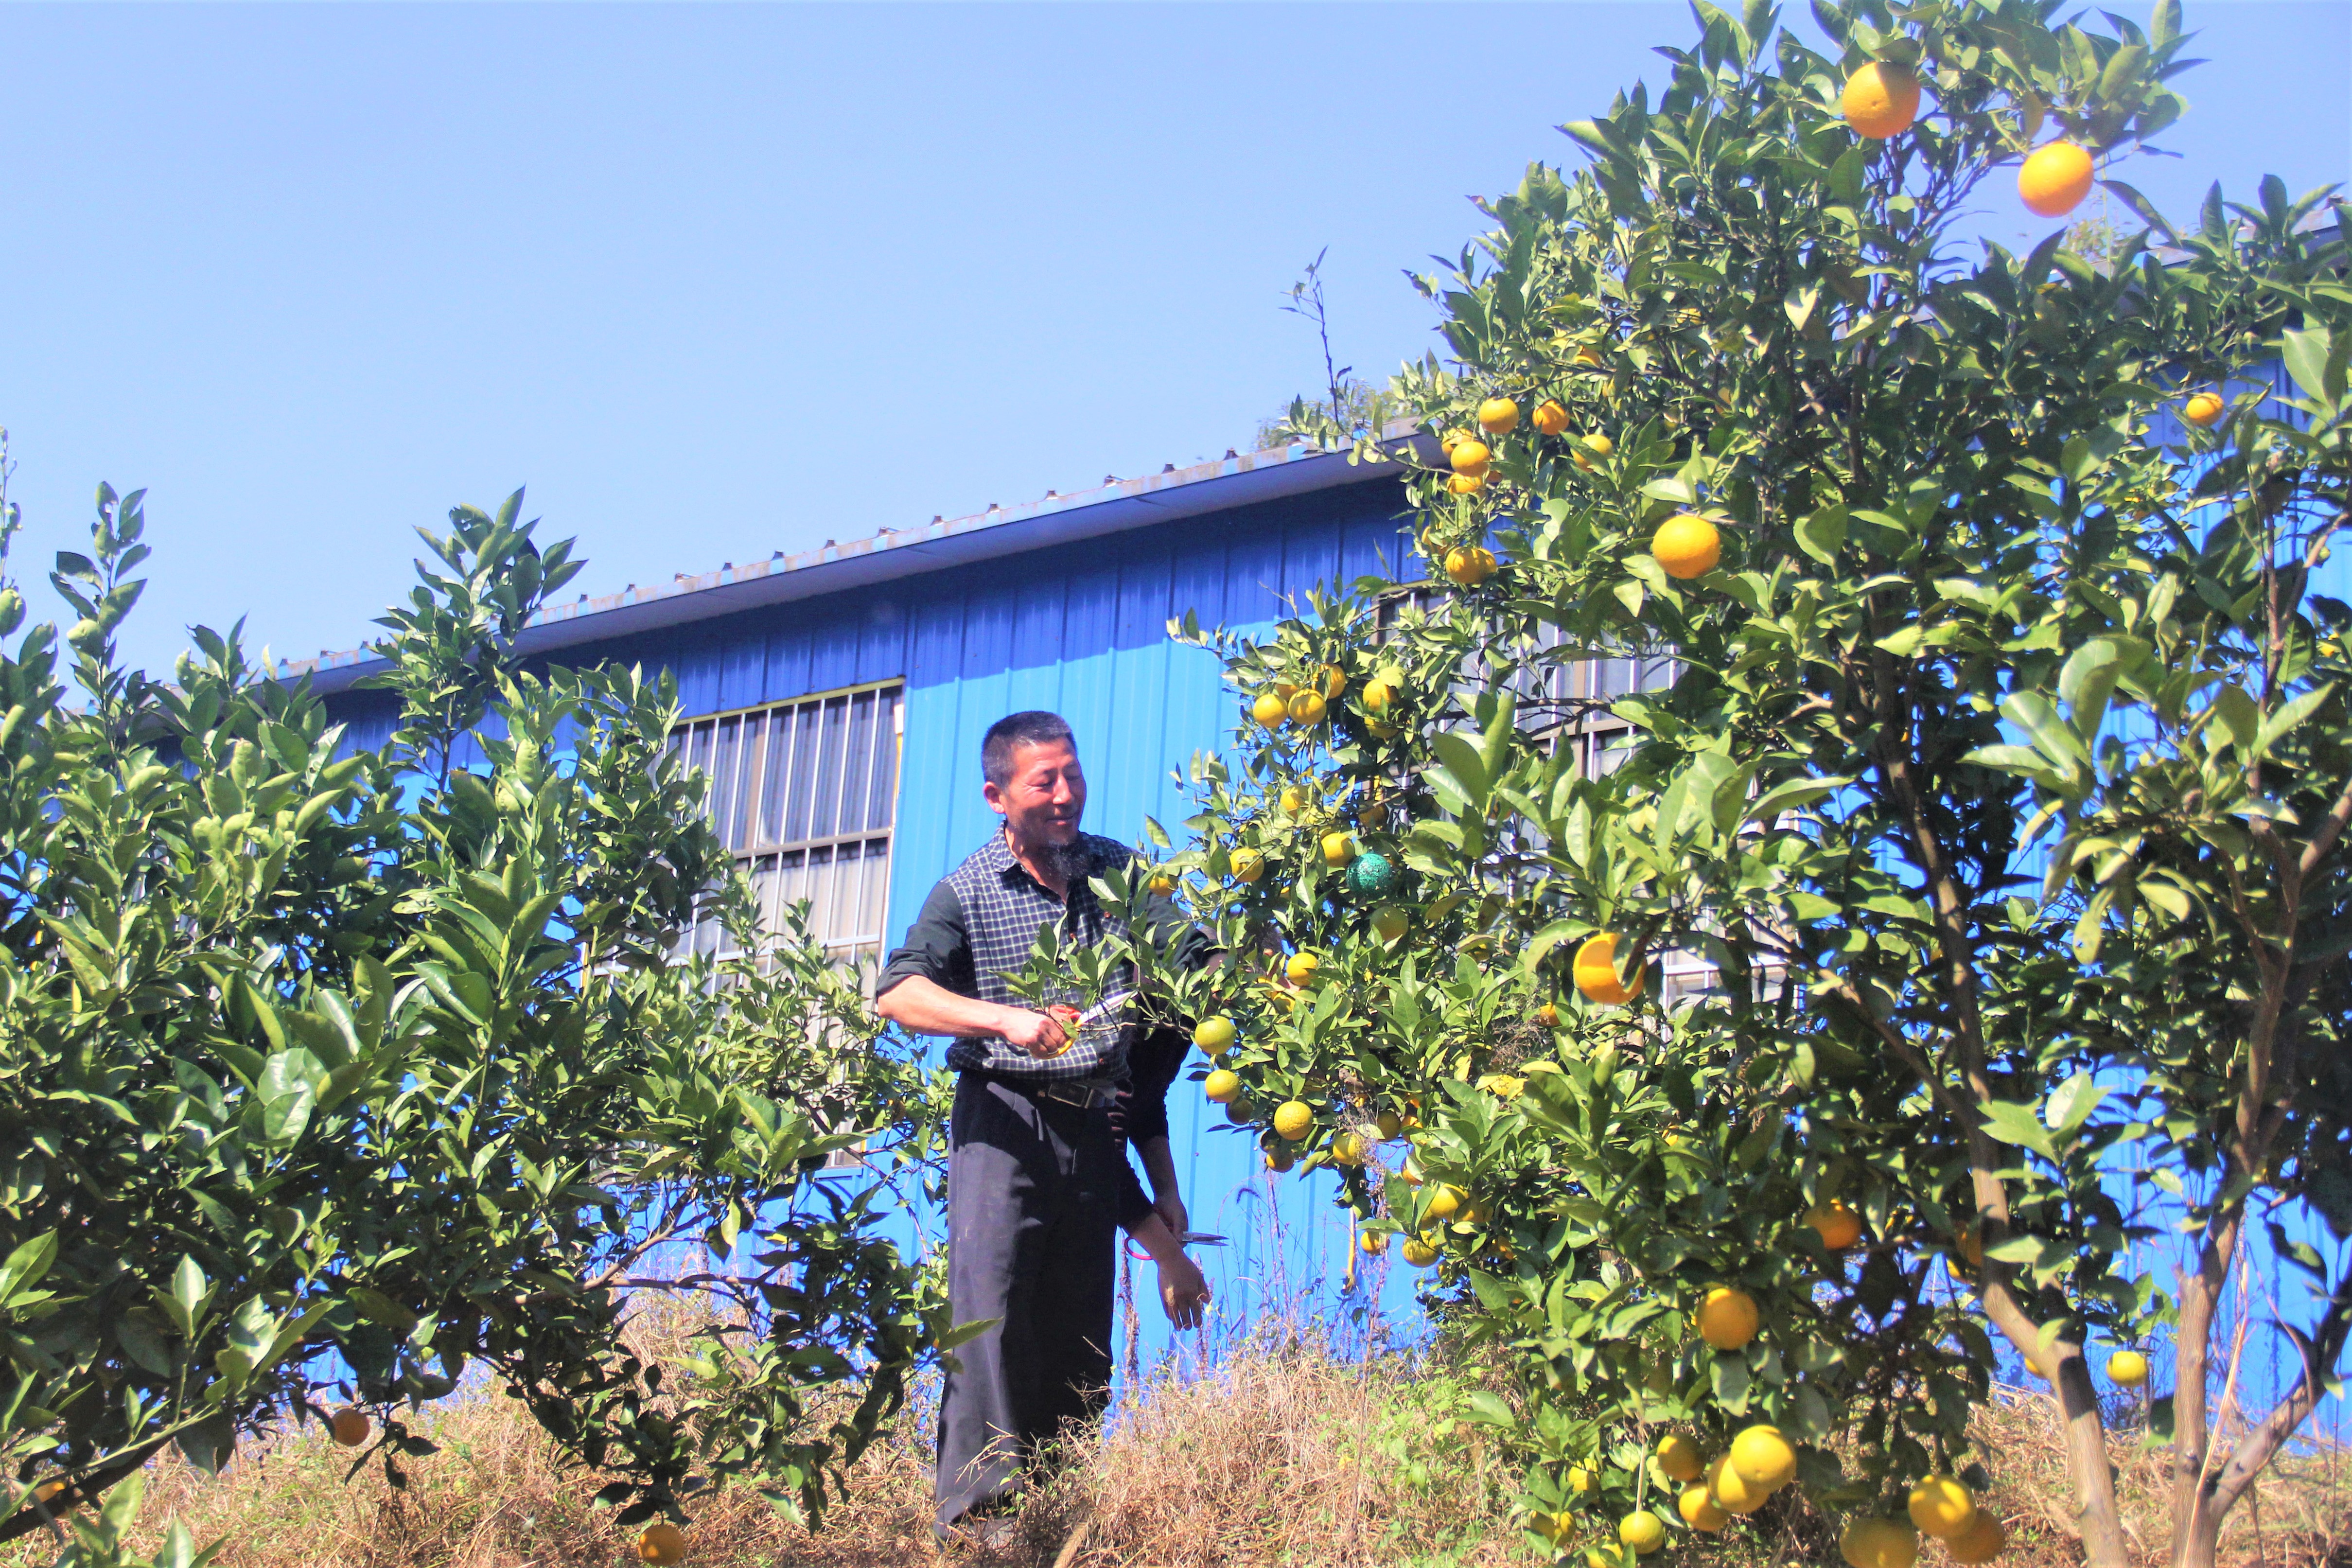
765;619;813;705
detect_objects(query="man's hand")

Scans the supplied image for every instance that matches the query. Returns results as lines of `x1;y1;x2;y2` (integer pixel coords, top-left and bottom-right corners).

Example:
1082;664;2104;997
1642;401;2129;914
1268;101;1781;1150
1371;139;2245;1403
1152;1191;1189;1241
996;1006;1071;1058
1158;1251;1211;1330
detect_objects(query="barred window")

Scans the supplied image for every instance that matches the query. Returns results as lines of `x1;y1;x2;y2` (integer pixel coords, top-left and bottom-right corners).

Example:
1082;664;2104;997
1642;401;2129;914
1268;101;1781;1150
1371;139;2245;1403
669;681;902;969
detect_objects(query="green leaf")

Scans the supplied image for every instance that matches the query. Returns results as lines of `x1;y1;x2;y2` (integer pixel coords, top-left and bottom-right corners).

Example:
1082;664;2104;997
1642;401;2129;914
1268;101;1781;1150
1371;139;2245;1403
1743;775;1851;827
1793;505;1847;566
1464;1390;1518;1427
1978;1099;2058;1159
0;1233;57;1312
1430;732;1491;810
2282;325;2341;406
2043;1072;2106;1137
2207;685;2259;753
2254;684;2334;759
1710;1354;1752;1410
2057;637;2143;739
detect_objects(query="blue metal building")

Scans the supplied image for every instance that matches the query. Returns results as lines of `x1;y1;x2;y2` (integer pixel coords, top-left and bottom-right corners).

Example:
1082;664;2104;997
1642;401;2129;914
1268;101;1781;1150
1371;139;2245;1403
289;435;1433;1370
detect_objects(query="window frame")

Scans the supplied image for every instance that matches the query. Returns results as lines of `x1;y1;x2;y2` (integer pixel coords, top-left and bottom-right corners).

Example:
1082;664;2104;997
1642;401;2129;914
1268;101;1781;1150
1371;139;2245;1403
668;678;905;973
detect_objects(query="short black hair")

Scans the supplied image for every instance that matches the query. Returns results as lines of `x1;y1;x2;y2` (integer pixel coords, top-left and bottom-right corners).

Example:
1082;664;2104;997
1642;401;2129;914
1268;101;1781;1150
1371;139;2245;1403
983;710;1075;786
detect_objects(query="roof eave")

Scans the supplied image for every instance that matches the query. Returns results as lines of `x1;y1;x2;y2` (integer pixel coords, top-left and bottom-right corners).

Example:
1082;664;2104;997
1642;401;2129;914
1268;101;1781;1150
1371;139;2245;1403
291;430;1429;699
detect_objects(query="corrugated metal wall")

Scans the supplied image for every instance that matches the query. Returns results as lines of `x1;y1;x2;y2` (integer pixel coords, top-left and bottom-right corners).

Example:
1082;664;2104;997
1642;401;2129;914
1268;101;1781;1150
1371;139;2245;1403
322;474;1428;1373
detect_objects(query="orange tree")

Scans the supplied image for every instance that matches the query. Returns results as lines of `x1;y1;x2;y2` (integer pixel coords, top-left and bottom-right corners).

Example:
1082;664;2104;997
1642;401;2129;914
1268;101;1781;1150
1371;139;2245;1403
0;484;947;1566
1114;4;2352;1567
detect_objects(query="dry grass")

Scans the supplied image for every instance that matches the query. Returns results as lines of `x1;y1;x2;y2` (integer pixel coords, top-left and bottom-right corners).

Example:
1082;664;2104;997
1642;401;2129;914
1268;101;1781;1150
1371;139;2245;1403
15;1344;2352;1568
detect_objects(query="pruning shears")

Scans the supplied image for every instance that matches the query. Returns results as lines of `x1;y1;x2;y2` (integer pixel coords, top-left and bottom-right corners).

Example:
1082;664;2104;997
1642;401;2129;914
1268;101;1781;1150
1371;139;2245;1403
1125;1231;1227;1260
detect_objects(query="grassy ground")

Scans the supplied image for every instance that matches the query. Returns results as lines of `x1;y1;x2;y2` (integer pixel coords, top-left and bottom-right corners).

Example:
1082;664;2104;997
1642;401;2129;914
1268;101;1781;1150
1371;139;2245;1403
15;1339;2352;1567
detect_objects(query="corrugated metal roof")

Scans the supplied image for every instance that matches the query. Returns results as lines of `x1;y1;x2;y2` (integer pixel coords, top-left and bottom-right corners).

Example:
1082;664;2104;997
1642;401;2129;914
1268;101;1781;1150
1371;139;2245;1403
283;420;1427;697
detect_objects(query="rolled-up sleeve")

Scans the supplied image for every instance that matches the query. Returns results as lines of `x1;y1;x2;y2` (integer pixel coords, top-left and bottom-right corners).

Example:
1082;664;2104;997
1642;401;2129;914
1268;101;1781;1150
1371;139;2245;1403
877;880;972;998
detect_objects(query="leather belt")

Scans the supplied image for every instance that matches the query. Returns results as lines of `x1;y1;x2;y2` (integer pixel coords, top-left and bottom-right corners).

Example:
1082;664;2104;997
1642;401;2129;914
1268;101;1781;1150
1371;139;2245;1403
990;1076;1122;1110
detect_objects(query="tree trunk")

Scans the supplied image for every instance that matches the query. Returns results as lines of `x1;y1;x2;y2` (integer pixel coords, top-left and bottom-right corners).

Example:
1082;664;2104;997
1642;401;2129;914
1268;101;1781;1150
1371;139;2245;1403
2051;1355;2132;1568
2169;1252;2226;1564
2175;1484;2227;1568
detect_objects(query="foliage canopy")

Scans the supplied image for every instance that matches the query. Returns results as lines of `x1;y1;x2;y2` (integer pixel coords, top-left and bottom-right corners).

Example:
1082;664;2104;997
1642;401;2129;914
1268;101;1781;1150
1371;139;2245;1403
1121;3;2352;1567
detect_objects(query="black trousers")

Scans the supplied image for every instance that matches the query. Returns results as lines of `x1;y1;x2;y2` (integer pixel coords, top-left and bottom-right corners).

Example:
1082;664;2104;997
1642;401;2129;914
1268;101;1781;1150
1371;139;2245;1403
933;1074;1119;1531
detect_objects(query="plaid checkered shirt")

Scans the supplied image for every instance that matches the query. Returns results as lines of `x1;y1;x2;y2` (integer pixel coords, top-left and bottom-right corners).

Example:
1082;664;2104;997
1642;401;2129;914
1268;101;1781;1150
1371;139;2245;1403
882;830;1140;1082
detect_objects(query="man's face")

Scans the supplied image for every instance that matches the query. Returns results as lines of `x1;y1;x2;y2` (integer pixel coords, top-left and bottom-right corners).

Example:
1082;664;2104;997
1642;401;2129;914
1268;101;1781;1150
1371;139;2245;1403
985;739;1086;847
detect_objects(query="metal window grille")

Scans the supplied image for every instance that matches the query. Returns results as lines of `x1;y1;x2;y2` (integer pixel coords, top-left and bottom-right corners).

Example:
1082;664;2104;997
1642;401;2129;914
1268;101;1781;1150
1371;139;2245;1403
669;681;902;970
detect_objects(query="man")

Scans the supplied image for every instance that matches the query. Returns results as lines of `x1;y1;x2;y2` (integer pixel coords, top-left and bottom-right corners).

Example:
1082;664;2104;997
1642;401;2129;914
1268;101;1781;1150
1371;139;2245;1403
875;710;1212;1547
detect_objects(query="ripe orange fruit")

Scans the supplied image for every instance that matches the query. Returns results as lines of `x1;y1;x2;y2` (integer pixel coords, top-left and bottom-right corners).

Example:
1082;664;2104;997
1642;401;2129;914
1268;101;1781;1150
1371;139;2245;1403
2108;1349;2149;1386
1401;1233;1439;1267
1574;346;1605;369
1447;470;1488;495
1695;1286;1760;1351
1444;546;1498;587
1450;440;1492;478
1571;432;1614;472
1707;1453;1771;1515
1839;1517;1918;1568
330;1407;370;1447
1285;951;1320;987
1652;513;1722;579
1477;397;1520;435
1319;831;1356;866
1359;1227;1388;1255
1425;1184;1464;1221
1842;63;1922;138
1657;1432;1707;1483
1287;689;1328;725
1439;428;1469;453
1618;1511;1666;1555
1907;1476;1977;1539
637;1523;687;1565
1573;933;1643;1005
2019;141;2094;217
1534;1002;1560;1027
1251;691;1287;728
1318;663;1348;699
1730;1425;1796;1489
1806;1201;1863;1251
1330;1131;1367;1166
1229;847;1264;883
1361;678;1396;715
1948;1512;2006;1565
1147;872;1176;896
1273;1100;1315;1141
2183;391;2226;428
1203;1068;1241;1102
1679;1483;1729;1532
1533;398;1570;435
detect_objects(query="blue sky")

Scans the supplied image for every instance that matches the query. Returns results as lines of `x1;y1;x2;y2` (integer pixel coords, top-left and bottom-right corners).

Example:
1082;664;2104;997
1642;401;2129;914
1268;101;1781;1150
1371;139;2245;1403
2;1;2345;677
